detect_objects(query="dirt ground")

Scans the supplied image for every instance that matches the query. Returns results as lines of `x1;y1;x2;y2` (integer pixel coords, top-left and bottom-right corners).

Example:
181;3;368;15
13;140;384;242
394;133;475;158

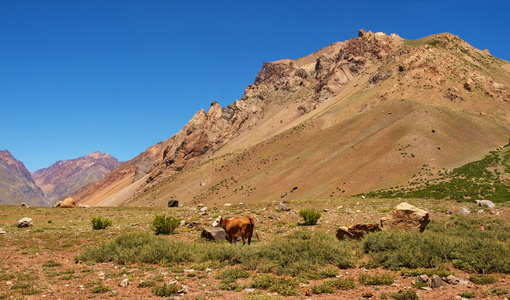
0;197;509;299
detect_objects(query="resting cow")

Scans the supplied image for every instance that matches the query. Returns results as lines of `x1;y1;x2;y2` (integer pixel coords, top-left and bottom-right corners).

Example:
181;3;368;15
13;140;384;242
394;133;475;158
212;216;261;245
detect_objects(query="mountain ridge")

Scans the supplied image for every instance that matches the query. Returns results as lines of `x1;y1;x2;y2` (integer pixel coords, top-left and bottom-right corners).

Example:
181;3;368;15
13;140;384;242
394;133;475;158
0;149;50;206
32;151;122;203
69;30;510;207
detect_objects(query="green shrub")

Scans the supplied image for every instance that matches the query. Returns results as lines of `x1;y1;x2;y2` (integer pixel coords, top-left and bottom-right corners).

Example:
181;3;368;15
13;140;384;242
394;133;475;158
298;209;321;225
390;289;419;300
152;214;180;235
151;283;178;297
359;273;395;285
328;277;356;290
91;216;112;230
469;274;496;284
363;216;510;274
311;282;335;294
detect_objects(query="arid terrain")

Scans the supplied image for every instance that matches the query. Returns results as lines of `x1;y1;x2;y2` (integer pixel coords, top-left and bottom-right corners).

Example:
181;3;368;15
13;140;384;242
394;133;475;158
1;197;509;299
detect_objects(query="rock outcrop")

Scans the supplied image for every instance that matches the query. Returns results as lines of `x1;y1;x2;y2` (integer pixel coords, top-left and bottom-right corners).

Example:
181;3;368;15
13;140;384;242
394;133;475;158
337;202;430;240
380;202;430;233
60;197;77;208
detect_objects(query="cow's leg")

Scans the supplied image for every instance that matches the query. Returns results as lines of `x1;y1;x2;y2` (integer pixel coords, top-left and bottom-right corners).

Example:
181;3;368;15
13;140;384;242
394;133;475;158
227;234;233;243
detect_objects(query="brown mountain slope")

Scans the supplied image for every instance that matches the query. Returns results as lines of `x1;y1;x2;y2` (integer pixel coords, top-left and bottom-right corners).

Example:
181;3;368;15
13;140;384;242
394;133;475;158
72;30;510;207
0;150;50;206
32;151;122;204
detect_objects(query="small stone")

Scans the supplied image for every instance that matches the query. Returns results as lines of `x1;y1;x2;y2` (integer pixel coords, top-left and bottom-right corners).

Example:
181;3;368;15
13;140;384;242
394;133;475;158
200;207;208;213
446;275;460;285
417;275;429;282
119;279;130;288
323;209;330;212
421;287;433;291
178;284;188;294
0;228;6;234
429;275;446;289
243;288;255;293
458;208;471;215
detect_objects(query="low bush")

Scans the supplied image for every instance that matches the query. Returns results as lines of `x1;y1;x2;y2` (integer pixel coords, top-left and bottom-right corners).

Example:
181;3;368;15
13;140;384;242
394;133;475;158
152;214;180;235
485;287;509;296
363;216;510;274
91;216;112;230
311;282;335;294
42;260;61;267
151;283;178;297
328;277;356;290
299;209;321;225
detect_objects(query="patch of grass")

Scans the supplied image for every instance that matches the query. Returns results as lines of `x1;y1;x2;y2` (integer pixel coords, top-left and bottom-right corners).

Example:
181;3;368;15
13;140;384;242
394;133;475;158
319;266;339;278
298;209;321;225
138;280;157;288
91;284;111;293
412;281;429;289
250;274;298;296
311;282;335;294
151;283;179;297
363;216;510;274
91;215;112;230
152;214;180;235
42;259;61;267
328;277;356;290
469;274;496;284
458;291;476;298
214;267;250;281
390;289;419;300
485;287;509;296
359;273;395;285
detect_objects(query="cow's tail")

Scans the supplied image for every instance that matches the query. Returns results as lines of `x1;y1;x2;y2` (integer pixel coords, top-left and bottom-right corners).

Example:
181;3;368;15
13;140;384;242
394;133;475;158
249;217;262;242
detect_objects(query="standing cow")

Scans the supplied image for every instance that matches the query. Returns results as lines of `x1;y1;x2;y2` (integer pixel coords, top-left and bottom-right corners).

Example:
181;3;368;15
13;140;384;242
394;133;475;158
212;216;261;245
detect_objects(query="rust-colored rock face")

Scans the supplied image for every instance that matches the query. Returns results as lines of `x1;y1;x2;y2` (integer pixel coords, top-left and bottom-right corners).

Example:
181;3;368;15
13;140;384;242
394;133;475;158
380;202;430;233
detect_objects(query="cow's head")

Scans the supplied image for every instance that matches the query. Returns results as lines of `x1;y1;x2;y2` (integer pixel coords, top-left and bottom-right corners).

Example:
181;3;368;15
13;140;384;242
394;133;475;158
212;216;222;227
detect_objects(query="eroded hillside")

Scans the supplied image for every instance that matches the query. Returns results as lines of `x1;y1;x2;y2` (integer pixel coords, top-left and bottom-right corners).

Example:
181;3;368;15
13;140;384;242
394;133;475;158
70;30;510;207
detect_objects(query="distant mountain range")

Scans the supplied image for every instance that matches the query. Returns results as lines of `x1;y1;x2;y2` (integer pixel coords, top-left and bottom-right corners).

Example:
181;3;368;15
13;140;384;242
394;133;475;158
0;151;121;206
0;150;49;206
68;30;510;207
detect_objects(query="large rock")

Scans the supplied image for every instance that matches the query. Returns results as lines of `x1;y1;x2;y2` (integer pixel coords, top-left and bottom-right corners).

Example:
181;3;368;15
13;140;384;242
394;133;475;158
17;217;34;228
336;223;381;240
380;202;430;233
60;197;77;208
476;200;495;209
167;199;179;207
201;227;226;241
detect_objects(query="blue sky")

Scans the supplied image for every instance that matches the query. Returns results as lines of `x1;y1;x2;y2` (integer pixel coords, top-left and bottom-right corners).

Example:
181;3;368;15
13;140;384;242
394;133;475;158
1;0;509;172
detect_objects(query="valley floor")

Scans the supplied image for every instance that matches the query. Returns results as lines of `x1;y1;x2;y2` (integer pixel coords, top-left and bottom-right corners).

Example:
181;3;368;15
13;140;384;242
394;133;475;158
0;197;509;299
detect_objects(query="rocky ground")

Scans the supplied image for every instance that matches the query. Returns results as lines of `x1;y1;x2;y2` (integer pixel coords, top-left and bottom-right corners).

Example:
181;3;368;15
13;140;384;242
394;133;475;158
0;197;509;299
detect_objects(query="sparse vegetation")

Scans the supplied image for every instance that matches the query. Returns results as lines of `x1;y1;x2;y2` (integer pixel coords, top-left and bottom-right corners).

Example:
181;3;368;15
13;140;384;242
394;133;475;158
151;283;179;297
362;142;510;202
390;289;419;300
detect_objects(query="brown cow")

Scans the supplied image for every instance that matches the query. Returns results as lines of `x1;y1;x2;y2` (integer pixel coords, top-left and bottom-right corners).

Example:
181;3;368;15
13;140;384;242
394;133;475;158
212;216;261;245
